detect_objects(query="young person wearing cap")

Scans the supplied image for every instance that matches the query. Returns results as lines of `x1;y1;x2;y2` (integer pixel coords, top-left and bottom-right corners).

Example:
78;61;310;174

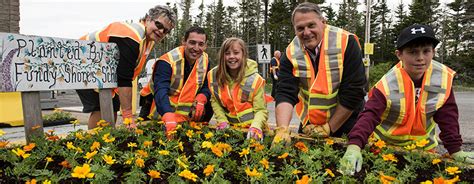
339;24;474;175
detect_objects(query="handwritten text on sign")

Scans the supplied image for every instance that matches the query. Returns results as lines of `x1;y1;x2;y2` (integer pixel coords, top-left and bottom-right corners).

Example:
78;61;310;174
0;33;119;92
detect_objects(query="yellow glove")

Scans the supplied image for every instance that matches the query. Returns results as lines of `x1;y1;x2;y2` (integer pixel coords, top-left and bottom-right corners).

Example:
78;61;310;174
272;127;291;146
302;123;331;138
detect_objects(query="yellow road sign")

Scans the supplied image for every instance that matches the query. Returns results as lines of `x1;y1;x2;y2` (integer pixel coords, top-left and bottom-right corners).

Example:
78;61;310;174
364;43;374;55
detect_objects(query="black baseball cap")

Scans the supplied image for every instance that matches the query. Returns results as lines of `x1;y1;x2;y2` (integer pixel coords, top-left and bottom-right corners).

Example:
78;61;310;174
396;24;439;49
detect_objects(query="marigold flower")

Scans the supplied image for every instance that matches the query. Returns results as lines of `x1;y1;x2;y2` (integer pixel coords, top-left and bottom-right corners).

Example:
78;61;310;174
136;150;149;158
186;130;194;138
23;143;36;151
251;142;265;152
59;160;71;168
135;129;144;135
295;142;308;153
296;175;311;184
404;144;417;151
211;146;223;157
12;148;30;158
416;139;430;147
215;142;232;152
201;141;213;149
84;151;98;160
0;140;9;148
382;154;398;163
125;159;132;165
278;152;289;159
102;133;115;143
71;164;95;179
90;141;100;151
239;148;250;157
42;179;52;184
135;158;145;168
158;150;170;156
205;132;214;139
379;172;396;184
102;155;115;165
176;158;189;169
325;138;334;145
325;169;335;177
127;142;137;148
374;140;386;149
70;119;80;125
292;169;301;175
75;132;85;140
148;170;161;179
203;164;215;176
260;158;269;170
179;169;198;182
66;142;76;150
123;118;132;125
25;178;36;184
432;158;441;165
143;141;153;148
420;180;433;184
31;125;41;130
159;139;166;146
45;157;53;163
178;141;184;151
445;166;461;175
245;167;262;177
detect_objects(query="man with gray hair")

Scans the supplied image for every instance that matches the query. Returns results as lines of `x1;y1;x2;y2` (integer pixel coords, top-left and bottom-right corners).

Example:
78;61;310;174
272;2;367;144
76;5;176;129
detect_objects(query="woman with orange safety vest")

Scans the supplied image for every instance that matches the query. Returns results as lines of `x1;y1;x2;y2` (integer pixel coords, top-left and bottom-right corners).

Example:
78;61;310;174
76;5;176;129
208;37;268;141
339;24;474;175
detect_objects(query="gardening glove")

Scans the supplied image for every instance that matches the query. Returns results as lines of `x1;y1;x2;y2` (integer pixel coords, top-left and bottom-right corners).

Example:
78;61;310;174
247;127;263;141
191;94;207;121
216;122;229;130
302;123;330;138
339;144;363;175
162;112;186;140
272;127;291;146
452;151;474;164
122;109;136;129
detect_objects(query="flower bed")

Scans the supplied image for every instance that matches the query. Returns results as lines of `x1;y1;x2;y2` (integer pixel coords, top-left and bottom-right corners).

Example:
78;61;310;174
0;120;473;183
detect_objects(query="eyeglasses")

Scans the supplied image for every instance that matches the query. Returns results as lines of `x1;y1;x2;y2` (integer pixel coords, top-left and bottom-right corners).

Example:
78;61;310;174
154;20;171;34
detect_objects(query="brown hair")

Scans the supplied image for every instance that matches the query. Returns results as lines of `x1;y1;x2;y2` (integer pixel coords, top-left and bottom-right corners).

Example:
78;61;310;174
216;37;248;88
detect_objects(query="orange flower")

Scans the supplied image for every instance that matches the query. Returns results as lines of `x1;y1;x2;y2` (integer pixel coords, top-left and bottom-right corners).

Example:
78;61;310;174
135;158;145;168
25;178;37;184
379;172;396;184
211;146;223;157
148;170;161;179
295;142;308;153
374;140;386;149
23;143;36;151
278;152;289;159
215;142;232;152
325;138;334;145
325;169;335;177
179;169;198;182
203;164;215;176
239;148;250;157
382;154;398;163
59;160;71;168
90;141;100;151
136;150;149;158
260;158;269;170
143;140;153;148
0;140;9;148
296;175;312;184
135;129;144;135
251;142;265;152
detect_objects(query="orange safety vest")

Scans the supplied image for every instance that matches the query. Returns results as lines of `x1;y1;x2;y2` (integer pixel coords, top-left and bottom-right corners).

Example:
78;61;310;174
270;57;280;74
286;25;355;126
148;46;209;118
207;62;265;127
373;60;455;150
80;21;155;83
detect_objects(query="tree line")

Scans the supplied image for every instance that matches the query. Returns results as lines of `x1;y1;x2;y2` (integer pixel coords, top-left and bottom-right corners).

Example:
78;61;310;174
151;0;473;84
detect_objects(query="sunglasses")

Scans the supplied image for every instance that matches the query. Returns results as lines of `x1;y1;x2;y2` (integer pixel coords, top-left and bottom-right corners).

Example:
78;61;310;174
154;20;171;34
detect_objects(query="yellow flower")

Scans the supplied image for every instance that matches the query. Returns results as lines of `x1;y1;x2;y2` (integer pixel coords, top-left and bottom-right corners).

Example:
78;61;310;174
245;167;262;177
135;129;144;135
135;158;145;168
148;170;161;179
296;175;312;184
42;179;51;184
186;130;194;138
325;138;334;145
143;140;153;148
90;141;100;151
102;155;115;165
137;117;144;122
205;132;214;139
123;118;132;125
75;132;85;140
179;169;198;182
12;148;30;158
66;142;76;150
445;166;461;175
432;158;441;165
211;146;223;157
159;139;166;146
420;180;433;184
125;159;132;165
203;164;215;176
215;142;232;152
292;169;301;175
201;141;213;149
251;142;265;152
278;152;289;159
45;157;54;163
178;141;184;151
102;133;115;143
0;129;4;136
260;158;269;170
382;154;398;163
127;142;137;148
71;164;95;179
239;148;250;157
325;169;335;177
84;151;98;160
374;140;386;149
23;143;36;151
25;178;37;184
379;172;396;184
158;150;170;156
136;150;149;158
404;144;417;151
70;119;80;125
416;139;430;147
176;157;189;169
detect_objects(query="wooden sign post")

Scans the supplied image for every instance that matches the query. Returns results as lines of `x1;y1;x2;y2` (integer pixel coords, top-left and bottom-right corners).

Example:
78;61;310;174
0;32;119;142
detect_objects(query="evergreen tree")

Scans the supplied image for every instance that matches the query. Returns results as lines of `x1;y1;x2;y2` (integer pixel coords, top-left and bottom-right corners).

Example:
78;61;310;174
268;1;293;52
370;0;395;62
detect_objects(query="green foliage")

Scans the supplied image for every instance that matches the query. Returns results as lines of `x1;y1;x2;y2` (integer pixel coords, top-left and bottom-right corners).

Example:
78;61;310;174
369;61;394;87
42;109;74;122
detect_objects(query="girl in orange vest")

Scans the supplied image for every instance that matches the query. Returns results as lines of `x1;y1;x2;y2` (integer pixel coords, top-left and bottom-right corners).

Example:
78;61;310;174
208;38;268;141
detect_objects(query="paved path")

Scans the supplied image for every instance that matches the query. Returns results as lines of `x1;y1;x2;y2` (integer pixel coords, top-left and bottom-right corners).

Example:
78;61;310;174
3;90;474;151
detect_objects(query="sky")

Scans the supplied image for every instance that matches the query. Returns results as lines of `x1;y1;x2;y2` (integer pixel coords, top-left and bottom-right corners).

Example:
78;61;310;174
20;0;452;39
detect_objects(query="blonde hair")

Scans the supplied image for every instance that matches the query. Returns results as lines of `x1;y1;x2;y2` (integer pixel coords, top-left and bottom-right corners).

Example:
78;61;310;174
216;37;248;88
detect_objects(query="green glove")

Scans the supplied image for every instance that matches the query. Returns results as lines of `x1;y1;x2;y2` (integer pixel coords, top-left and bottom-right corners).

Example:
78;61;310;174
452;151;474;164
339;144;363;175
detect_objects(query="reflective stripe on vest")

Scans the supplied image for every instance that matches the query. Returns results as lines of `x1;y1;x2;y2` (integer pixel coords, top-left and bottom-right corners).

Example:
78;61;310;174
287;25;350;126
208;64;263;127
374;60;455;150
151;46;209;117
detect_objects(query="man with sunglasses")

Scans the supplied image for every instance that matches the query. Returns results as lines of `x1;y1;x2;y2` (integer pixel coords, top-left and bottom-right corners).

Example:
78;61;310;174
144;26;212;139
76;5;176;129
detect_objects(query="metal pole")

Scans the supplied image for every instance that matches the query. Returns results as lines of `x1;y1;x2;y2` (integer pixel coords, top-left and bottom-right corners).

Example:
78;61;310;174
364;0;371;89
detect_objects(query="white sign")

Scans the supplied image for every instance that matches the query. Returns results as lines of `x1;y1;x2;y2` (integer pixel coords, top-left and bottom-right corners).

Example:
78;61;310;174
0;32;119;92
257;44;271;64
